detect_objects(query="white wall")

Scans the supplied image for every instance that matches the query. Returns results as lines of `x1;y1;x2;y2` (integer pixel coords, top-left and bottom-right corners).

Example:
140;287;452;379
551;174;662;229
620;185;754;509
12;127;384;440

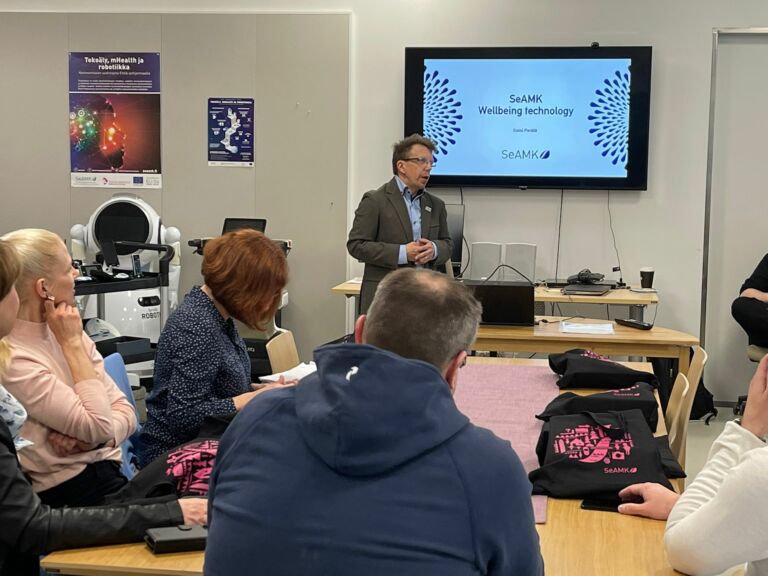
4;0;768;397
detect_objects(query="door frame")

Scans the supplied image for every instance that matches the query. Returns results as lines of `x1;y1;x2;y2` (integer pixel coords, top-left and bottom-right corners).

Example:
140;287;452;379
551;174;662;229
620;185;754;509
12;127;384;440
700;27;768;345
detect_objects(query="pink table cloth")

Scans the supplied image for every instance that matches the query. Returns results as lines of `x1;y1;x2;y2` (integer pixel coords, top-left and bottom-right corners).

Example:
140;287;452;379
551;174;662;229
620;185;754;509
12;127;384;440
453;364;560;523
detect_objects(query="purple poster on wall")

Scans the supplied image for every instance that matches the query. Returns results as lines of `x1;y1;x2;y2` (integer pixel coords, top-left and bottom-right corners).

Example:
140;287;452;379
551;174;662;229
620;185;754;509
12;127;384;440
207;98;255;167
69;52;162;188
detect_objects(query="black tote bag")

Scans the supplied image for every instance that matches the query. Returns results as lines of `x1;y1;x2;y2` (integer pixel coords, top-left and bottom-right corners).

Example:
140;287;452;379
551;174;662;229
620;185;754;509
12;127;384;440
535;383;659;432
529;409;673;499
548;348;659;389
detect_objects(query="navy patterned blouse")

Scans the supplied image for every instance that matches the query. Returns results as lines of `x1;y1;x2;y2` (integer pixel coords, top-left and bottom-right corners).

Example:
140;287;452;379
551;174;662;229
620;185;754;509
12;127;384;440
138;286;250;467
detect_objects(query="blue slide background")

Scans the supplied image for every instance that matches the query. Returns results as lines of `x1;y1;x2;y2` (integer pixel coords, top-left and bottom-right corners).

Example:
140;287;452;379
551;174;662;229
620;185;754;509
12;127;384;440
424;58;631;178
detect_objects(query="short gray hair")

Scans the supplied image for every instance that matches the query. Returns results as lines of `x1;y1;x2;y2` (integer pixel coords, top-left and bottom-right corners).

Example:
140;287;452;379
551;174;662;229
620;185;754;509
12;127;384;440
364;268;481;370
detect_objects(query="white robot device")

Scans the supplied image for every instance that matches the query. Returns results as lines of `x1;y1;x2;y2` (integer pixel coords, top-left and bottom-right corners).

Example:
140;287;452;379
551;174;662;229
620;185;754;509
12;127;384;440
71;193;181;343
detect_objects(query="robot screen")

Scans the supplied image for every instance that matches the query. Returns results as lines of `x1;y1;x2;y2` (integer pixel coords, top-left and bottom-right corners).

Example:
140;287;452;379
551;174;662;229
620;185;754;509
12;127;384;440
94;203;151;254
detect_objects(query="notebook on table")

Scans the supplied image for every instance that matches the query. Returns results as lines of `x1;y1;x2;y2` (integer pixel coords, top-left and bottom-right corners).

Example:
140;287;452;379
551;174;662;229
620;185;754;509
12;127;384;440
546;279;618;289
562;284;611;296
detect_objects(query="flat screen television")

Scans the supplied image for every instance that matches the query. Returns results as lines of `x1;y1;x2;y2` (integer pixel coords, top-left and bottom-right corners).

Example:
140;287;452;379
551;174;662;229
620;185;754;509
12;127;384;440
404;46;652;190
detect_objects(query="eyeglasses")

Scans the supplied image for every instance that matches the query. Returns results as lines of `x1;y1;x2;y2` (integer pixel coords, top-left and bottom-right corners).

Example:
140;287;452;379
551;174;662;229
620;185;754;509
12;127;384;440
403;157;437;167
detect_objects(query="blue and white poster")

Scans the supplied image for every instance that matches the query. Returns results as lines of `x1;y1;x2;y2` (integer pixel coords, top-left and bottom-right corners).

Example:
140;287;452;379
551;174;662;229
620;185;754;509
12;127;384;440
208;98;254;167
422;58;632;178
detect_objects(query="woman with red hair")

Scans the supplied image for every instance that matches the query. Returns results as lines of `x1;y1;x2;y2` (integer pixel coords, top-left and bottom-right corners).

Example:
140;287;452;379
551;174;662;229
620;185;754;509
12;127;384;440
138;229;288;467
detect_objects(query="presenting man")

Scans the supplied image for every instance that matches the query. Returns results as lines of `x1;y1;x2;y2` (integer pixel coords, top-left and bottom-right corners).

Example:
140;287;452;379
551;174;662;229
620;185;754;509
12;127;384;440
347;134;453;314
204;269;543;576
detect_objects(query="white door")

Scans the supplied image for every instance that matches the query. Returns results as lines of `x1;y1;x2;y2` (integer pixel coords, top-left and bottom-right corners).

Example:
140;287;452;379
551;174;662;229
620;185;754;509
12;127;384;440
705;33;768;401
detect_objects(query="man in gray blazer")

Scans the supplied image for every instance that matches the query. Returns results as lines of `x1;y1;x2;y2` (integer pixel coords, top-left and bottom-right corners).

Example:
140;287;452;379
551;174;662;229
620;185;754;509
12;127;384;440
348;134;453;314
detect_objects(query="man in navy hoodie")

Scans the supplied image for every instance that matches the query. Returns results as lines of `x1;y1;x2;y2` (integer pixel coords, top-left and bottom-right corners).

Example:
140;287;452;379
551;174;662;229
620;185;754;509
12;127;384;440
205;268;543;576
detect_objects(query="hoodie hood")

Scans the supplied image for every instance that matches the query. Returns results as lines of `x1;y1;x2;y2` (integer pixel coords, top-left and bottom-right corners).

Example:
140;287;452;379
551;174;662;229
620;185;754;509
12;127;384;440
295;343;469;476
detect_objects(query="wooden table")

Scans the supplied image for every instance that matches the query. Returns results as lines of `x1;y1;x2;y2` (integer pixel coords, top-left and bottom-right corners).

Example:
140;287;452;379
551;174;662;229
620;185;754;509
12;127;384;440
332;281;658;321
467;357;682;576
534;286;658;308
475;316;698;376
41;544;203;575
43;358;681;576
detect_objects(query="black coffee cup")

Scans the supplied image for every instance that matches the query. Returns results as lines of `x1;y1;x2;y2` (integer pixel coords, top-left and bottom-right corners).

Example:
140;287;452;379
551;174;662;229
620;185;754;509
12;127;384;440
640;267;654;289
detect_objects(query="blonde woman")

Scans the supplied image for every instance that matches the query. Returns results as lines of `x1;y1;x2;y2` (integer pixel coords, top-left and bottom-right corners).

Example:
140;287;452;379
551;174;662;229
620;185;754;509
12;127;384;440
1;229;135;507
0;239;206;576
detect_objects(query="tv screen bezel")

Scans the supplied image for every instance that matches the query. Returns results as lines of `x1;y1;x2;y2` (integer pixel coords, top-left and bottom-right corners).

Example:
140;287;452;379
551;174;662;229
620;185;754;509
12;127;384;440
404;46;652;190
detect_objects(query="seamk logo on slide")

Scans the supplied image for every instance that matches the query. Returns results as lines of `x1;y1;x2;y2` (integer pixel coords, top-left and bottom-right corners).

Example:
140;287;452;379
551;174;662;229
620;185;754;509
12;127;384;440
501;149;551;160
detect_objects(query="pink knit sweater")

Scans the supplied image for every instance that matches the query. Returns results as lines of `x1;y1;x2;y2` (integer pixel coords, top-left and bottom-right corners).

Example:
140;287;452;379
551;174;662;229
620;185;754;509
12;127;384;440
3;319;136;491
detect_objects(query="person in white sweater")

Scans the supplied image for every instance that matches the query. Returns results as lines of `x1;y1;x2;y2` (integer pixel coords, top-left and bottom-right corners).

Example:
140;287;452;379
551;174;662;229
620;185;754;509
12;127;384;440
618;354;768;576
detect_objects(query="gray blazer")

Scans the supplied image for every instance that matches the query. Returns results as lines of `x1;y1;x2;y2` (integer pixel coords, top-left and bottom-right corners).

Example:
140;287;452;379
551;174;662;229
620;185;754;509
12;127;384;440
347;178;453;313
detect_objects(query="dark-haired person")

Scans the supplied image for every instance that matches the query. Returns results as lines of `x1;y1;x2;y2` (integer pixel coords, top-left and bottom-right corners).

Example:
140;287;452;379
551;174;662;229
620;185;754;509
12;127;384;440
0;239;206;576
205;268;543;576
347;134;453;314
732;253;768;349
138;229;289;467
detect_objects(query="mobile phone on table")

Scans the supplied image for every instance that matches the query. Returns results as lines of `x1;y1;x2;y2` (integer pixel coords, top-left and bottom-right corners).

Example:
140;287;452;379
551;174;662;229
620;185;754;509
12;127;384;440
580;495;623;513
99;239;120;268
131;253;143;277
144;525;207;554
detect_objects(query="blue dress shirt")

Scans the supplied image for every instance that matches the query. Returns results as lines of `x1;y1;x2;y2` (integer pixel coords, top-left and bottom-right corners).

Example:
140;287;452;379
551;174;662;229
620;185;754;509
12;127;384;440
395;176;438;266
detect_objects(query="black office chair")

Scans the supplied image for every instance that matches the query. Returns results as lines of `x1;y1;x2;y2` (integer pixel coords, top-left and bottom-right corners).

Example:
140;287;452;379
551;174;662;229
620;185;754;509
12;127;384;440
221;218;267;235
444;204;465;277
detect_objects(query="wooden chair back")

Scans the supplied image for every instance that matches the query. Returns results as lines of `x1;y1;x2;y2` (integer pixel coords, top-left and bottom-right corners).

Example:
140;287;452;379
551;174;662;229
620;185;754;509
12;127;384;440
266;329;300;374
665;372;687;432
666;346;708;469
666;373;690;468
686;346;708;399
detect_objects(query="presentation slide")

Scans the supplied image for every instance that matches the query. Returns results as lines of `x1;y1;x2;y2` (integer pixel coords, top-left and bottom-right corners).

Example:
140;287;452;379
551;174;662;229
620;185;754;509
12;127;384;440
424;58;632;178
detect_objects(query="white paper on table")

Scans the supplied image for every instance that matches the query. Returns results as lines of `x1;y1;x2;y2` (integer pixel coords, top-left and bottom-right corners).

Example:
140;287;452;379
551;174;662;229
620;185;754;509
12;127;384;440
559;321;615;335
260;362;317;382
348;277;362;284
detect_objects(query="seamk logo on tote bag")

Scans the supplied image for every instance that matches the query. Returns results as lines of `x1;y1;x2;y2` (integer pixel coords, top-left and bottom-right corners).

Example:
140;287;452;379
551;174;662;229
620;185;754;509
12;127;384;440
529;409;673;498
